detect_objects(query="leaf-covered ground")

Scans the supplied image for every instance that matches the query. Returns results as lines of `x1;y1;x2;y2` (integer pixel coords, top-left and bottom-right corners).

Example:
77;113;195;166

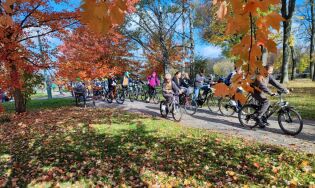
0;107;314;187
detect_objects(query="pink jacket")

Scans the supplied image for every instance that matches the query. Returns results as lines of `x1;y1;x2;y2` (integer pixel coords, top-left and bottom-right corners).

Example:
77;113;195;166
147;75;160;87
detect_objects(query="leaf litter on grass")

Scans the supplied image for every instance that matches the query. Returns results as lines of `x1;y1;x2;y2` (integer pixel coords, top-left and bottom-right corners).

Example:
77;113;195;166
0;107;314;187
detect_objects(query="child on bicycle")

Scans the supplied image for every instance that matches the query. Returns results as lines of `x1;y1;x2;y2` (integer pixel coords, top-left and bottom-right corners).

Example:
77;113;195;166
252;65;289;128
162;73;181;105
108;74;117;99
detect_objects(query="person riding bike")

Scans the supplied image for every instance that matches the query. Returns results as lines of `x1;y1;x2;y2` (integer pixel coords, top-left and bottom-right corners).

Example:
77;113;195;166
147;71;160;102
252;65;289;128
122;71;131;90
194;69;208;99
108;74;117;99
162;73;180;105
180;72;193;95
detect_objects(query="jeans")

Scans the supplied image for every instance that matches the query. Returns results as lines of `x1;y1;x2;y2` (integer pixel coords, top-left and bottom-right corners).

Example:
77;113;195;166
252;91;270;118
194;85;208;99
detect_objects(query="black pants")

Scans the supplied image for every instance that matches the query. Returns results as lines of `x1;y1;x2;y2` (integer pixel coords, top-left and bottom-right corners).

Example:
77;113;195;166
252;91;270;118
148;86;155;97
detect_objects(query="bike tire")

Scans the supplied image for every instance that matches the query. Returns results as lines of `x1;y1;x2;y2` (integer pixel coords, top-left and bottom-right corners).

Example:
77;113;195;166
278;108;303;136
129;91;135;102
219;97;236;116
206;94;220;113
238;104;259;128
184;94;198;115
160;100;168;118
172;103;183;122
116;90;125;104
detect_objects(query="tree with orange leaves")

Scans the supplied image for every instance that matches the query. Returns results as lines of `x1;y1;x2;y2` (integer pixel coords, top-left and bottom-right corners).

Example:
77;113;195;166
56;26;137;82
212;0;284;103
0;0;79;113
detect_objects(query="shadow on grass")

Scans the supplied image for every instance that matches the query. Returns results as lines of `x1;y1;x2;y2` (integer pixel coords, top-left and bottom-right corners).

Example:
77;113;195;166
0;108;313;187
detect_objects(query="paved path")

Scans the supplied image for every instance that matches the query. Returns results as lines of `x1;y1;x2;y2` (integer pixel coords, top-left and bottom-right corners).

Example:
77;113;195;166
91;99;315;154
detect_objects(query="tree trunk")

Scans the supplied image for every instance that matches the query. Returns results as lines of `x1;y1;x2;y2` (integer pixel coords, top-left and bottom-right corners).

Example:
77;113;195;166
157;6;170;75
281;0;296;83
188;1;195;77
181;0;186;72
310;0;315;80
281;19;291;83
14;88;26;113
10;64;27;113
290;45;297;80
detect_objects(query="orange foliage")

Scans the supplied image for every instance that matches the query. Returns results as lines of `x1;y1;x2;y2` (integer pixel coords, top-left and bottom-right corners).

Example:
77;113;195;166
213;0;283;98
143;37;183;76
56;27;137;82
81;0;139;34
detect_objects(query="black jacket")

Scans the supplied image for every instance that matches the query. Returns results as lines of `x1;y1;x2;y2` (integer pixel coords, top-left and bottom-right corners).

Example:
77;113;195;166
180;78;192;88
172;77;181;88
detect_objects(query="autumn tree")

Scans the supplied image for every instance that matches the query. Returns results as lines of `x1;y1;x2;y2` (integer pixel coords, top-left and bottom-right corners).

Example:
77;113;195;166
0;0;79;113
122;0;186;75
57;27;137;82
212;0;284;102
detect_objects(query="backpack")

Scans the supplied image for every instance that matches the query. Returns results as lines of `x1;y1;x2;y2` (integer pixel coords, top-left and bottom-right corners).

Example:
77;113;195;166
224;72;234;86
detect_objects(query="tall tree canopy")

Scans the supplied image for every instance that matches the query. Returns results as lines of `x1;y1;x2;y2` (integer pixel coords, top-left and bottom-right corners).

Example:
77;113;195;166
0;0;79;112
57;27;137;82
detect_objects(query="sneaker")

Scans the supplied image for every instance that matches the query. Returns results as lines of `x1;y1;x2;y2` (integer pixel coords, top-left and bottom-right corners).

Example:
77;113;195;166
256;118;266;128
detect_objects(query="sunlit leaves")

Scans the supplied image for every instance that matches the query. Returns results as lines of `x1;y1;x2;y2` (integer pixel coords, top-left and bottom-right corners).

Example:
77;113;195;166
81;0;138;34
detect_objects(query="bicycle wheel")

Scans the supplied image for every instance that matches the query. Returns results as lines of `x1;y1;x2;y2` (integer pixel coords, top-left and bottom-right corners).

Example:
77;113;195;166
129;91;136;102
184;94;198;115
238;104;259;128
172;103;183;122
207;94;220;113
116;90;125;104
160;100;168;118
219;97;236;116
278;108;303;136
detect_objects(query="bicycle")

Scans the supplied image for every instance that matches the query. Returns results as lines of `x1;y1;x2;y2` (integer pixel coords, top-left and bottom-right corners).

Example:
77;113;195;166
143;86;160;104
238;90;303;136
178;87;198;115
192;84;220;115
107;86;125;104
121;83;136;102
160;94;183;122
74;91;87;107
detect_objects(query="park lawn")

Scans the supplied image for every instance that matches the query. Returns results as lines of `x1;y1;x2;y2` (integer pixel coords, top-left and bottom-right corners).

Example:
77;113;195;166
31;92;48;99
2;98;74;113
284;93;315;120
0;107;314;187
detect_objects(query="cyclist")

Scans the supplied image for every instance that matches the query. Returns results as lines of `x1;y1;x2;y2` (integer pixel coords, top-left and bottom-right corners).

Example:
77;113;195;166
180;72;193;95
252;65;289;128
162;73;180;105
108;74;117;99
147;71;160;102
194;69;207;99
122;71;130;90
225;66;244;110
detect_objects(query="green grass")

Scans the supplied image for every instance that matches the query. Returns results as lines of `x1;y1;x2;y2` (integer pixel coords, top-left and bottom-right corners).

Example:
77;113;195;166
284;93;315;120
2;98;74;112
0;107;314;187
30;92;48;99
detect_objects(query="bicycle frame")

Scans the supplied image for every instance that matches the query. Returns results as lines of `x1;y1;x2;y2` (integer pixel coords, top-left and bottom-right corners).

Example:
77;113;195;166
263;93;289;120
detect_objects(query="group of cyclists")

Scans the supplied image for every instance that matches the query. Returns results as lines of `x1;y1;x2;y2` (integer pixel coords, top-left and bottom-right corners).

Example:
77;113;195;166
72;64;304;135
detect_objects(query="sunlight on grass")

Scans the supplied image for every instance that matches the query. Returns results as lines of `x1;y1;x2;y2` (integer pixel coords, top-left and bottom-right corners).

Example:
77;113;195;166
1;107;314;187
